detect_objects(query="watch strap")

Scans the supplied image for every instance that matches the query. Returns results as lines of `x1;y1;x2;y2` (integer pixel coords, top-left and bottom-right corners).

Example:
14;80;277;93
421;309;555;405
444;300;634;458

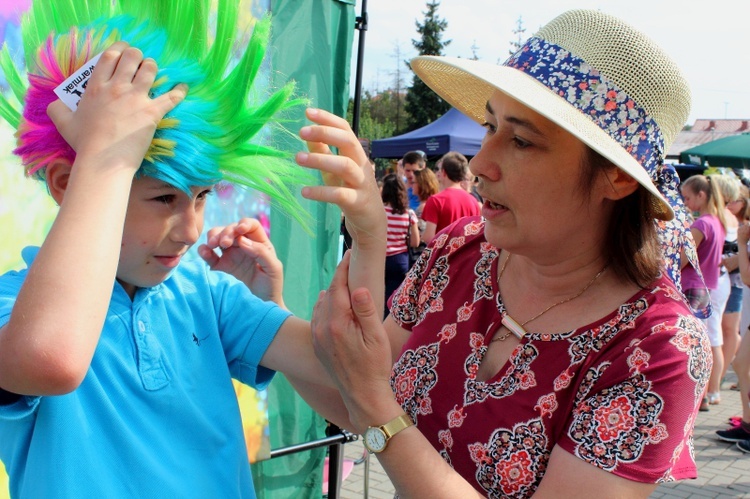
380;413;413;439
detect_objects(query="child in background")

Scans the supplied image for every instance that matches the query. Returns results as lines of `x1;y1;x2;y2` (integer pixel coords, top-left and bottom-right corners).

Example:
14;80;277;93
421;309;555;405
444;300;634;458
0;1;371;496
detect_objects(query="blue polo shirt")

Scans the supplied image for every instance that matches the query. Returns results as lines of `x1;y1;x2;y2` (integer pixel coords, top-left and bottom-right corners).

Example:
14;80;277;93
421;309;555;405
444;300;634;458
0;247;291;498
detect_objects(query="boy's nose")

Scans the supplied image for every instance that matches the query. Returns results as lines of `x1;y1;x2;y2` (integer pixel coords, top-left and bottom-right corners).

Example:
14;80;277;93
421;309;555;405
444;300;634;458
172;207;202;246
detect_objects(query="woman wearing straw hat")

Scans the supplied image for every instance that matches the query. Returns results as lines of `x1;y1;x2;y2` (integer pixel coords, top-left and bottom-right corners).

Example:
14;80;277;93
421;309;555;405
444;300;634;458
298;9;711;498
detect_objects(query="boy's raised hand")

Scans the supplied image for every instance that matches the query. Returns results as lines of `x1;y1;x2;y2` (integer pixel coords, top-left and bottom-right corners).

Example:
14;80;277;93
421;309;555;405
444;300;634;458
198;218;285;307
296;108;386;247
47;41;187;174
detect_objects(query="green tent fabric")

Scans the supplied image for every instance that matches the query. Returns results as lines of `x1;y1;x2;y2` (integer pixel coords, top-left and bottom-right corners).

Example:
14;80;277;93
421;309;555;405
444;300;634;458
679;132;750;169
252;1;356;497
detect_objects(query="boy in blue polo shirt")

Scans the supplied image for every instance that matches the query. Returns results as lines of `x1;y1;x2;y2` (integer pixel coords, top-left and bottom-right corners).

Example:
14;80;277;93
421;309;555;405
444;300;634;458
0;1;381;497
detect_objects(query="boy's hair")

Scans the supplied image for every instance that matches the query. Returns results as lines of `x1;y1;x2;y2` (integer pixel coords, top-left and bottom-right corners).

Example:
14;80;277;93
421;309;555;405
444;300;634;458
0;0;310;225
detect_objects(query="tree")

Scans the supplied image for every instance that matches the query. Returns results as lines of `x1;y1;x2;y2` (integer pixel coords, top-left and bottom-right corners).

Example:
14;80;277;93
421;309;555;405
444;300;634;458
508;16;526;57
403;1;451;132
389;42;408;132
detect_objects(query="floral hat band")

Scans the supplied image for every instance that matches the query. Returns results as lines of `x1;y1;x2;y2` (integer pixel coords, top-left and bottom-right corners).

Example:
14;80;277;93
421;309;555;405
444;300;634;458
409;9;710;319
505;36;666;184
505;36;707;317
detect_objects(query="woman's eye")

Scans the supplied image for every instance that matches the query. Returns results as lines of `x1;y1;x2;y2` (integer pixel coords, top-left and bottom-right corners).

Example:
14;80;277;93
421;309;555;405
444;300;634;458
513;136;531;149
481;122;497;135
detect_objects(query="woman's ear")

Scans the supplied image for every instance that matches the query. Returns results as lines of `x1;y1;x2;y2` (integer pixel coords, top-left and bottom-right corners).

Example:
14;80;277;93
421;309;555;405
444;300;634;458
602;166;639;201
45;159;73;206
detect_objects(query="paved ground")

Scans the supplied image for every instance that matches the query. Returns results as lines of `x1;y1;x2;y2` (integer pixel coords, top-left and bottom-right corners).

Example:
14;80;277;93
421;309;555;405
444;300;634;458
335;370;750;498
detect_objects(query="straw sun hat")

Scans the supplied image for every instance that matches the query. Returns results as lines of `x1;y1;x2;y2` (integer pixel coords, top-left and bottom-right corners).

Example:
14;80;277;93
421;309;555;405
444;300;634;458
410;9;691;221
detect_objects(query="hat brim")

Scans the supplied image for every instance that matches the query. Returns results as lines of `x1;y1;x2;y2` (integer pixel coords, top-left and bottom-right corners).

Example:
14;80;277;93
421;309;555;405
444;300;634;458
410;56;674;220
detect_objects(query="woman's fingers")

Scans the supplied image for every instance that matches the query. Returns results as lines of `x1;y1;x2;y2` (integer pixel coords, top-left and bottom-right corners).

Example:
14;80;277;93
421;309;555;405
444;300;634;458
301;108;369;166
296;151;364;187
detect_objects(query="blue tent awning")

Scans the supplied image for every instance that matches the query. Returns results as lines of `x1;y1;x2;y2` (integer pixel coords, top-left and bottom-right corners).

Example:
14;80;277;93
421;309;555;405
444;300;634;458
371;108;486;158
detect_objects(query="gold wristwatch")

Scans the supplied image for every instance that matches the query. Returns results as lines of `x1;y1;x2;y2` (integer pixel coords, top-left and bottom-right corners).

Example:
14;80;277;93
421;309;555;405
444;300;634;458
363;413;414;453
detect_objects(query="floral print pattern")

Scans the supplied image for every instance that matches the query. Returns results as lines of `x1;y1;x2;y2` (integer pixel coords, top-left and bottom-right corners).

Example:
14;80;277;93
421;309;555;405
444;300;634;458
389;219;712;497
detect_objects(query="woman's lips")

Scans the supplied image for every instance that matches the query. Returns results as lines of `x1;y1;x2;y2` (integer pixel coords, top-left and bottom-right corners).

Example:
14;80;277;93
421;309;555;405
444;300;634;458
481;199;508;220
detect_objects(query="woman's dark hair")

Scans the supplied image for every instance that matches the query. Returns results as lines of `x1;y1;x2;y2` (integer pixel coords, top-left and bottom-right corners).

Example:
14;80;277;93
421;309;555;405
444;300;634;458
381;173;408;214
578;147;661;288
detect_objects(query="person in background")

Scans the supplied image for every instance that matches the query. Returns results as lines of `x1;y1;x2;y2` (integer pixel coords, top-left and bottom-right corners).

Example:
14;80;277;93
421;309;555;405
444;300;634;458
716;185;750;451
402;150;427;210
681;174;728;410
381;174;419;316
713;175;743;391
409;168;439;267
420;150;481;244
736;184;750;336
413;168;440;219
299;9;710;497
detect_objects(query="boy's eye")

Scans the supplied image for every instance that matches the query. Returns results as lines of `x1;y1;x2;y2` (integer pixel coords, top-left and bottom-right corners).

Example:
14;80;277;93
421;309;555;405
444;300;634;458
197;189;214;200
153;194;176;204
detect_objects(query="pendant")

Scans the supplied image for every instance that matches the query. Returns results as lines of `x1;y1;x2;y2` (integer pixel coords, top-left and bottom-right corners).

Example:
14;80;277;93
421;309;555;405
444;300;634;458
501;314;527;340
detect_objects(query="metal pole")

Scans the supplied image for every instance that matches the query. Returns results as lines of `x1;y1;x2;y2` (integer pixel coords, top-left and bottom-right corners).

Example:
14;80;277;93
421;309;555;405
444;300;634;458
352;0;368;137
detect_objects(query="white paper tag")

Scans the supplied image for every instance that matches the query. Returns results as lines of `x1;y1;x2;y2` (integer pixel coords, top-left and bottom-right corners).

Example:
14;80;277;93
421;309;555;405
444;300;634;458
53;52;103;111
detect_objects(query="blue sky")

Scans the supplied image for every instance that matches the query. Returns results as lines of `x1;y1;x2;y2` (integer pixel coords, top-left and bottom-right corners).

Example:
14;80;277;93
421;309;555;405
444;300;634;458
350;0;750;124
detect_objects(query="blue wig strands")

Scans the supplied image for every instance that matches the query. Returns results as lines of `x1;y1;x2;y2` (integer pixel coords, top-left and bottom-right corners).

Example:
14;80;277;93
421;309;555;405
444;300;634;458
0;0;312;229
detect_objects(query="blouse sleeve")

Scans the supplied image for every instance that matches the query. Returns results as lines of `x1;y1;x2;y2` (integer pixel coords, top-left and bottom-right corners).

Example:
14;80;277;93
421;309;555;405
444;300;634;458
555;302;711;482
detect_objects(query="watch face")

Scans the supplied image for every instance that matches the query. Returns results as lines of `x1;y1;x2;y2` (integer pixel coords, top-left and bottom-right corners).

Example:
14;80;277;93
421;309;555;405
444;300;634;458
364;427;387;453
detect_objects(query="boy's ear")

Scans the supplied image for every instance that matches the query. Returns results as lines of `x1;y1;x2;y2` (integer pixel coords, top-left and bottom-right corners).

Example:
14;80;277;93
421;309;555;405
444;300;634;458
45;159;73;206
601;166;639;201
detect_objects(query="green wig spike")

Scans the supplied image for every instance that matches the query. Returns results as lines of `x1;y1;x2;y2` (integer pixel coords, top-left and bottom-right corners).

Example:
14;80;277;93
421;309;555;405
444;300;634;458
1;0;313;230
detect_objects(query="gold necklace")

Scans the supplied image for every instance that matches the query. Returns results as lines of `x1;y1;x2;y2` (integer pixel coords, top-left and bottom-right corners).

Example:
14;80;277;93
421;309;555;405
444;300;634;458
492;253;609;343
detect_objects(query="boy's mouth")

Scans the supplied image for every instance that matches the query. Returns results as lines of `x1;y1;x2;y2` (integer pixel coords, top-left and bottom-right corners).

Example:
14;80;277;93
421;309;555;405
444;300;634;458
154;255;182;269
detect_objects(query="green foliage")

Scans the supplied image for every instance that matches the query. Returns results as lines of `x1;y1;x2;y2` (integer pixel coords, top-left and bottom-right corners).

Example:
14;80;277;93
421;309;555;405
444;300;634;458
347;89;410;142
404;1;450;132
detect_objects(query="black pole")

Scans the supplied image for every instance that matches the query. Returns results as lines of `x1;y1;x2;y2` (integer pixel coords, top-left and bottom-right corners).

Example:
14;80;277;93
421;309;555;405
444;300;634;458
351;0;368;137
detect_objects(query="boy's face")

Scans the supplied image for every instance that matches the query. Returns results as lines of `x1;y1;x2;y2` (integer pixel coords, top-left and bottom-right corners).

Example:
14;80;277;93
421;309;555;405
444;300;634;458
116;175;214;297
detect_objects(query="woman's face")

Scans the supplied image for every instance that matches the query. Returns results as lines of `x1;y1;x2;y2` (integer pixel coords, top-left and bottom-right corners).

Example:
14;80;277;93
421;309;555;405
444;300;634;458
680;185;703;213
470;91;610;258
728;198;744;217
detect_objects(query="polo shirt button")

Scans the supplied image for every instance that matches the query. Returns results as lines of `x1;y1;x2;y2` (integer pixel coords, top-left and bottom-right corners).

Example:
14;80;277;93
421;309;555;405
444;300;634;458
138;321;146;332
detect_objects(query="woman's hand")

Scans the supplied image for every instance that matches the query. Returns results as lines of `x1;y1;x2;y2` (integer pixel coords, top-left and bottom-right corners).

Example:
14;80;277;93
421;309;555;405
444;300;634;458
296;108;386;248
311;251;398;431
47;41;187;175
198;218;285;307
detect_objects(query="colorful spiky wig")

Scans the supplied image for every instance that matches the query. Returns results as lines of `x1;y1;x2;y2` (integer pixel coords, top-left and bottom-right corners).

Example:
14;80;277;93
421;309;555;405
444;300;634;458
0;0;311;226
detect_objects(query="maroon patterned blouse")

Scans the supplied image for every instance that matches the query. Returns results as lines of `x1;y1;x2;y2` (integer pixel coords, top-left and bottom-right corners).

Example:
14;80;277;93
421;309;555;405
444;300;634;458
388;216;711;498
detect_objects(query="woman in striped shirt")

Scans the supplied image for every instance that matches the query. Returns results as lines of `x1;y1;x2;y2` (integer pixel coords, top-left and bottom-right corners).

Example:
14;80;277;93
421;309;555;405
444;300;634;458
382;173;420;317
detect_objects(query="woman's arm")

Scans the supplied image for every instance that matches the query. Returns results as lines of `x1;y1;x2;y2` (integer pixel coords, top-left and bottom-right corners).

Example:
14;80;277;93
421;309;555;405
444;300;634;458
409;214;421;248
311;253;481;497
533;446;656;498
737;224;750;287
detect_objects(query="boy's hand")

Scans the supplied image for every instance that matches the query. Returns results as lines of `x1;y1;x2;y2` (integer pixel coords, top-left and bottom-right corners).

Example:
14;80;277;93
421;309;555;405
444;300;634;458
198;218;285;307
47;41;187;174
296;108;386;248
